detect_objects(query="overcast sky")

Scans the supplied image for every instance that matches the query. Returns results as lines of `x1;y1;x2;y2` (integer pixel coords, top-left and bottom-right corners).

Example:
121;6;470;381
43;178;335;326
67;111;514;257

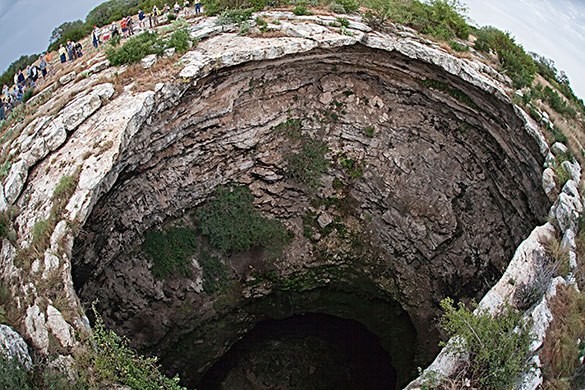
0;0;584;98
0;0;103;71
464;0;585;99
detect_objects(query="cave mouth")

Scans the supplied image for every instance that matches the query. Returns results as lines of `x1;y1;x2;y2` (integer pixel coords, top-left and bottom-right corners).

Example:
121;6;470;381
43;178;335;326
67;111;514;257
198;313;398;390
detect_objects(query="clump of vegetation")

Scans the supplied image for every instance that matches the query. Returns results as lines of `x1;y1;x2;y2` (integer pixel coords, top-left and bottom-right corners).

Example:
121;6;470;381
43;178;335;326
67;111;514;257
541;285;585;389
363;126;376;138
286;137;330;189
143;226;197;279
338;155;363;179
448;40;468;52
0;352;32;389
107;31;164;66
167;28;192;54
197;185;290;254
332;0;359;13
293;4;312;16
216;8;253;25
440;298;533;389
474;26;537;88
198;250;229;294
364;0;469;41
87;310;185;389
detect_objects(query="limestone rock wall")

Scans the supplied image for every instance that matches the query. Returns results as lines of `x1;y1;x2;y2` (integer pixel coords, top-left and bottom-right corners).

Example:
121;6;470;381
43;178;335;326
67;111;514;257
0;11;575;388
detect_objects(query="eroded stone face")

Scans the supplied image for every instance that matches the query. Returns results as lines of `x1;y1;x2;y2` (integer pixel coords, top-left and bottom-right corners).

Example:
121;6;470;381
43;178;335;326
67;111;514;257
71;46;549;387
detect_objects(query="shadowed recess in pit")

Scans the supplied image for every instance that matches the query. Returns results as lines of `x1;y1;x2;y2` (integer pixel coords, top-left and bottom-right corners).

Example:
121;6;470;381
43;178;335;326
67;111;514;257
198;313;398;390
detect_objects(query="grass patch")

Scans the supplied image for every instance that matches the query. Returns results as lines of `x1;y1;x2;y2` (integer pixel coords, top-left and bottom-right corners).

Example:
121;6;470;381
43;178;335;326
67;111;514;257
286;137;330;189
473;26;536;88
198;250;229;294
107;32;164;66
197;185;290;254
143;226;197;280
541;285;585;389
86;309;184;389
440;298;533;389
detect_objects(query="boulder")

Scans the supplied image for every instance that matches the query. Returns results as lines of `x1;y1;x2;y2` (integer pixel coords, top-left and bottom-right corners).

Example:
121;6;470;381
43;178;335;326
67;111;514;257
59;71;76;85
0;324;33;369
142;54;158;69
3;160;28;204
46;305;75;348
24;305;49;353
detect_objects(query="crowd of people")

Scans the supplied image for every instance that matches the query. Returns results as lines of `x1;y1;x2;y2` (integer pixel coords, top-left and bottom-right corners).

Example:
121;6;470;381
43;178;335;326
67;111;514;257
1;1;204;123
0;53;51;121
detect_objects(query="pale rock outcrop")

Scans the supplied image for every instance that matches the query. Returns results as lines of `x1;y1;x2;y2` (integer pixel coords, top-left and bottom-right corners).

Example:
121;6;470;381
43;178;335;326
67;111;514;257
59;83;115;132
142;54;158;69
24;305;49;353
0;324;33;369
542;167;556;196
46;305;75;348
59;71;76;85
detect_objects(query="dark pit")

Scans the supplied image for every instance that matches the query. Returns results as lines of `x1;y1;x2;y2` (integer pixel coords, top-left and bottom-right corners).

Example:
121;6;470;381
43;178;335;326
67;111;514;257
72;45;549;388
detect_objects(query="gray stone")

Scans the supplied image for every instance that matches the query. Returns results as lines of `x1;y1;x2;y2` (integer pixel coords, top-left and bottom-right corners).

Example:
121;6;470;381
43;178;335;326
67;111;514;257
0;324;33;369
24;305;49;353
88;59;110;74
46;305;75;348
3;160;28;204
317;212;334;228
142;54;158;69
542;168;555;196
551;142;568;156
59;71;76;85
164;47;176;57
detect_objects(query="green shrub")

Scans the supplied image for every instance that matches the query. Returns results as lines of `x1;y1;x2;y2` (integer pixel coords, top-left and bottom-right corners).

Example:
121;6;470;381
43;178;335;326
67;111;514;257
440;298;533;389
107;31;164;66
167;28;191;54
216;8;253;25
363;0;469;40
197;185;290;254
198;250;229;294
363;126;375;138
90;310;185;389
167;13;177;22
22;89;35;104
32;219;51;246
449;40;468;52
143;226;197;279
334;0;359;13
286;137;330;189
293;4;312;15
336;17;350;28
474;26;536;88
0;353;32;389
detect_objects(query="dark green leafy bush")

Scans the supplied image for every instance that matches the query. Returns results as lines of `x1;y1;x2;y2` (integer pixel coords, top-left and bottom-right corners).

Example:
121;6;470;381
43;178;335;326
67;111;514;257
167;28;191;54
90;310;185;389
143;227;197;279
286;137;330;189
0;353;32;389
107;31;164;66
198;250;229;294
293;4;312;15
197;185;290;254
474;26;536;88
440;298;533;389
333;0;359;13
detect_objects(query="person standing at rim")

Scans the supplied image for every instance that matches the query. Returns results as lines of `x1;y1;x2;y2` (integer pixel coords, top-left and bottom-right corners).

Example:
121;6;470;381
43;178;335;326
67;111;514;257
92;26;100;49
39;55;48;78
195;0;202;14
138;9;145;29
58;44;67;63
152;5;160;26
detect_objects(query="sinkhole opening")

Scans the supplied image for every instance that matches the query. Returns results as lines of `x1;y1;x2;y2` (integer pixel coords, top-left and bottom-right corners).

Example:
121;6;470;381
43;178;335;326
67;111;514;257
198;313;398;390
